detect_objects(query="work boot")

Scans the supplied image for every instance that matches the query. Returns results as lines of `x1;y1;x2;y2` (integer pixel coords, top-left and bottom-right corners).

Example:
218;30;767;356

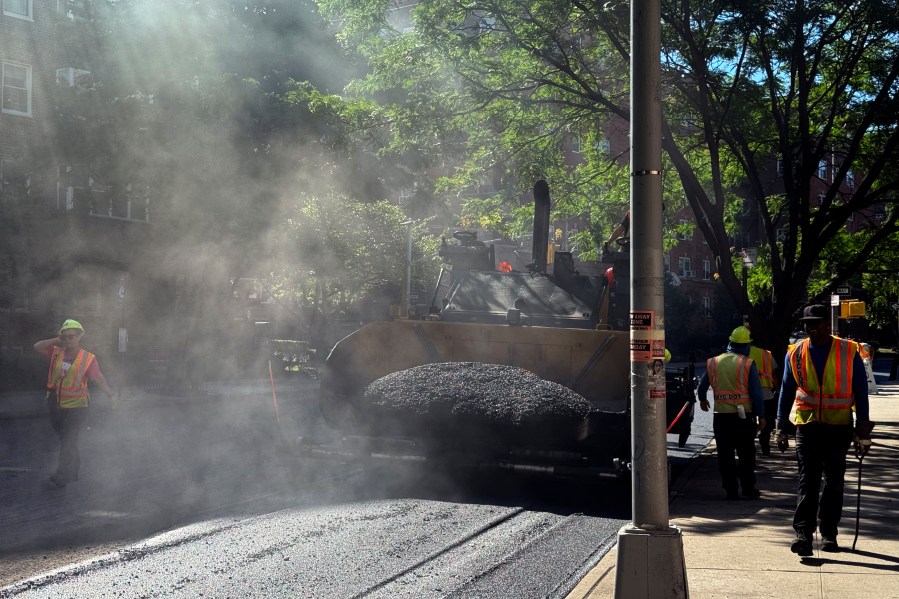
821;536;840;552
791;534;813;557
759;438;771;456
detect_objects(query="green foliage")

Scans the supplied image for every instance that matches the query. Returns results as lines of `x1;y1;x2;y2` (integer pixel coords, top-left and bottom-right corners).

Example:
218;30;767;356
270;193;440;321
316;0;650;244
314;0;899;350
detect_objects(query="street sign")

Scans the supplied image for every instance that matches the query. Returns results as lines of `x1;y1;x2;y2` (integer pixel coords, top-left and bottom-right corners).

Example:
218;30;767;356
836;286;850;295
831;294;840;306
742;248;757;267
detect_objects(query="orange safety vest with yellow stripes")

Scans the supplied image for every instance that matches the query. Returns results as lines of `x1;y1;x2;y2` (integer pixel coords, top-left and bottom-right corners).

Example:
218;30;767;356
787;337;856;425
46;347;95;409
749;345;775;390
706;353;753;414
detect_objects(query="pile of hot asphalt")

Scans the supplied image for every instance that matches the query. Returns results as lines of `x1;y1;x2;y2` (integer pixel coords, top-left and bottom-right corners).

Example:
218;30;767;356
362;362;593;447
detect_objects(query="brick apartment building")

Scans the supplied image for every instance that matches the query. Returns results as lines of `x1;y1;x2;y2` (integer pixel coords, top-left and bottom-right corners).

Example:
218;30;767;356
1;0;161;389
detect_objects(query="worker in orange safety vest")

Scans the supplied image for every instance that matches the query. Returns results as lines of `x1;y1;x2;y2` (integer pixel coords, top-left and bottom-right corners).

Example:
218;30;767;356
34;319;119;488
775;303;873;556
696;326;766;500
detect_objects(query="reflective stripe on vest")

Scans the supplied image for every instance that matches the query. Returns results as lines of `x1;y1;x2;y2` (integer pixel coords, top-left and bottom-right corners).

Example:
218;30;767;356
788;337;855;425
706;353;753;414
46;347;94;409
749;345;775;390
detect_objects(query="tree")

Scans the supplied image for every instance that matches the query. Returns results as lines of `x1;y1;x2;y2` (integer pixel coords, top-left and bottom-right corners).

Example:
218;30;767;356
315;0;899;355
662;0;899;355
269;193;441;345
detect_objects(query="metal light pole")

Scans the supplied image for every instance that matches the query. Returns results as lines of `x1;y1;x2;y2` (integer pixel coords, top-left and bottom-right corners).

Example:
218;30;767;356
614;0;688;596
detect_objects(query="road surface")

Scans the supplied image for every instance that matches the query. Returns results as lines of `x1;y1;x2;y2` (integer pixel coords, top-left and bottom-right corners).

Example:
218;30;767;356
2;380;696;597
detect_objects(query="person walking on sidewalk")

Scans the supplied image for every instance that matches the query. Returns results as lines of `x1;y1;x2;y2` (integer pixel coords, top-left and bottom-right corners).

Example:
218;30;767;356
696;326;766;500
775;303;873;556
748;333;778;455
33;319;119;488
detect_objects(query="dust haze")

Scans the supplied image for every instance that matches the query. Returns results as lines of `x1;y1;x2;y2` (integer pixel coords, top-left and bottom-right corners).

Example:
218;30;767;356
1;0;468;568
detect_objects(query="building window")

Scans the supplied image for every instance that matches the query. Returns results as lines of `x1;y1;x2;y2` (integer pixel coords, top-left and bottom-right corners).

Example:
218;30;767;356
572;134;584;154
573;135;609;155
677;219;693;241
595;138;610;153
83;179;150;222
0;158;30;190
678;257;693;278
2;62;32;116
846;169;855;188
3;0;32;19
58;0;89;20
776;158;784;176
56;68;92;88
702;259;711;280
663;253;670;272
71;265;102;313
777;228;787;242
702;295;711;316
478;16;496;34
817;159;828;181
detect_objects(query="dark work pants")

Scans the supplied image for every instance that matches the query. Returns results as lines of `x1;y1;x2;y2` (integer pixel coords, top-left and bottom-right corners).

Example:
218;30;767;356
793;422;853;539
713;413;758;494
47;397;89;482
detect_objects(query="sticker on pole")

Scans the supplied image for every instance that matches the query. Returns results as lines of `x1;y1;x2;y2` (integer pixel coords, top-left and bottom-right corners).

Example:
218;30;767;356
630;310;653;361
648;359;666;399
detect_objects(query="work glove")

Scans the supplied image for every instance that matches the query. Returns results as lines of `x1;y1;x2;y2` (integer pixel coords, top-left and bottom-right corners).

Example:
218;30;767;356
775;431;789;452
774;420;789;452
854;420;875;456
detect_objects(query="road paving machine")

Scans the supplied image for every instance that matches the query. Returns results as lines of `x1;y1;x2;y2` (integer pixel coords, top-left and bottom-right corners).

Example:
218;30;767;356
311;180;695;478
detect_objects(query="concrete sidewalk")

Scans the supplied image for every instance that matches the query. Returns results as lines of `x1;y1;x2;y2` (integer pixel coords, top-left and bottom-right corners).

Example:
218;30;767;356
568;376;899;598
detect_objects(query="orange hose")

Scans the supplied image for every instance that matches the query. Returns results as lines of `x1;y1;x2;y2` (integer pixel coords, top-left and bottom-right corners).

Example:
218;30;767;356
666;401;690;433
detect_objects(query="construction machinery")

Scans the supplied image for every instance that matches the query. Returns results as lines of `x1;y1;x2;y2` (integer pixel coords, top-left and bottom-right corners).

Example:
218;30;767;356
314;180;694;478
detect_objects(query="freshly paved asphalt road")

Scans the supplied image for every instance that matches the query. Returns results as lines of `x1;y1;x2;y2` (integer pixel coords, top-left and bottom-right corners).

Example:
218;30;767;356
3;379;685;598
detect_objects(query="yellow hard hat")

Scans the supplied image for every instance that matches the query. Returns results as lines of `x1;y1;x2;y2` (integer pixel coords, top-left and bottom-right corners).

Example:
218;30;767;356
58;319;85;334
664;348;672;363
729;325;752;345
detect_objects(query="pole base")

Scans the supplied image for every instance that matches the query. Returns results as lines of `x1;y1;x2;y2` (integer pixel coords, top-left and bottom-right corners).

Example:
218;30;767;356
614;524;688;598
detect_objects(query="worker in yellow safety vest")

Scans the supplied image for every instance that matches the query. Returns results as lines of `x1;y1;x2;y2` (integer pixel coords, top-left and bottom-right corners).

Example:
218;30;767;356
34;319;119;488
775;304;873;556
747;332;778;455
696;326;766;500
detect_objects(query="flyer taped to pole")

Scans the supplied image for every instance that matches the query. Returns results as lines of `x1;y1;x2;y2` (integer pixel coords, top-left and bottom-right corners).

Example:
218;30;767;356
631;310;667;400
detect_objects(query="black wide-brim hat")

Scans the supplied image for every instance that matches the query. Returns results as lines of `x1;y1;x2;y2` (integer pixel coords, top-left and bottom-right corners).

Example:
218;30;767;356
799;304;828;321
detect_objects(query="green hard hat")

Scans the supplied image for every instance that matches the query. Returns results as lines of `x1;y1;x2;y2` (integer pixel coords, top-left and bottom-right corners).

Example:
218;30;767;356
58;319;85;334
729;325;752;345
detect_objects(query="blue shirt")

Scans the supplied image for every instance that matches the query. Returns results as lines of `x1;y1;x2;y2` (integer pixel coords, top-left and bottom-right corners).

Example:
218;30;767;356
776;337;869;423
696;343;765;416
